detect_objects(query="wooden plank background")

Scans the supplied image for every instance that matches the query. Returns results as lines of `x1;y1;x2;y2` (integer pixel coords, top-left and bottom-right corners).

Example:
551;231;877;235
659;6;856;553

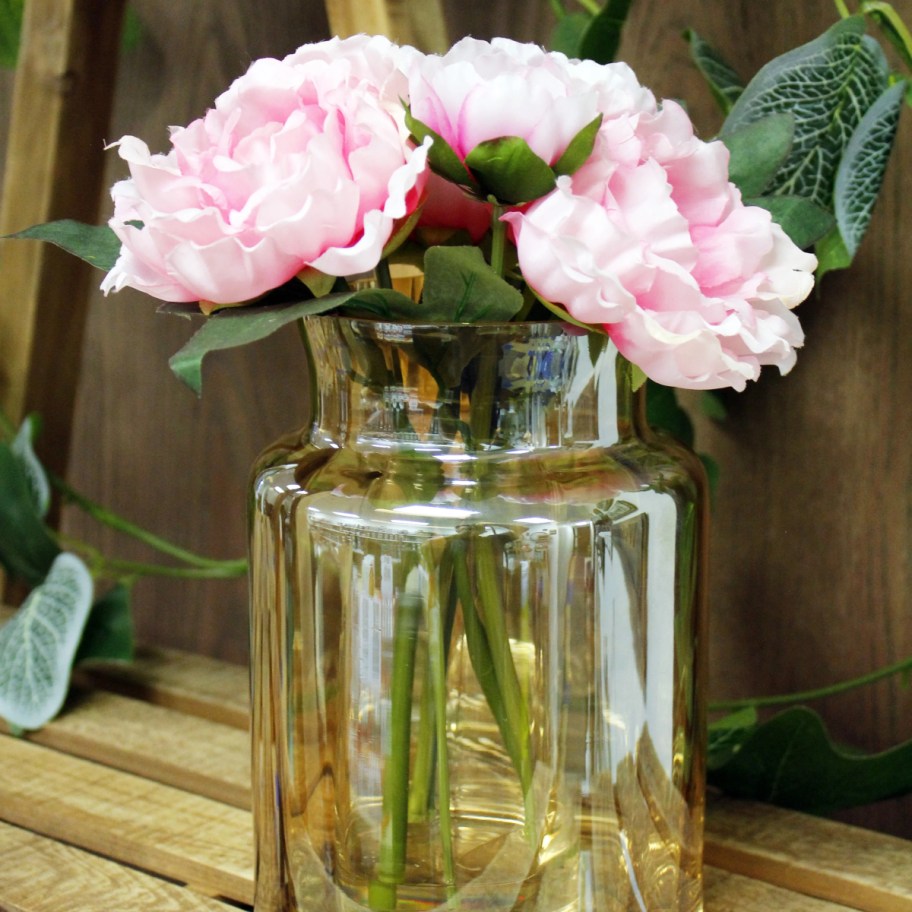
0;0;909;839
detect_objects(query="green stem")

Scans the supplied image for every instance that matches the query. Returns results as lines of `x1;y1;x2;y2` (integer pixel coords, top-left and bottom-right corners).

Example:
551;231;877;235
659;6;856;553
370;587;423;911
709;654;912;713
489;203;506;279
575;0;602;15
51;472;247;572
425;542;456;894
376;258;393;290
834;0;852;16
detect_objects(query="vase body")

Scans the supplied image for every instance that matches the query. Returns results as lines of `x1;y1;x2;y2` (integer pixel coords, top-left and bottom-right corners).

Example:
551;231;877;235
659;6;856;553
249;317;707;912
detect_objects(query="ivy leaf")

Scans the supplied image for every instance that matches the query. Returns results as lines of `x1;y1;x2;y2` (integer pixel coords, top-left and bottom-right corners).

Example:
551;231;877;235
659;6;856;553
75;583;134;665
10;414;50;518
553;114;603;177
834;79;906;258
708;706;912;814
167;295;341;394
6;220;121;271
578;0;635;65
745;195;835;249
0;442;60;585
720;113;795;198
550;11;591;58
723;16;889;208
422;246;524;323
405;107;478;192
684;29;745;115
0;553;94;731
465;137;556;205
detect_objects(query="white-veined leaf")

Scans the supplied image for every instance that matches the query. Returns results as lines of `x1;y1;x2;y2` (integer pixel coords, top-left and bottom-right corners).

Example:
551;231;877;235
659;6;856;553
835;79;906;257
10;414;50;518
0;552;93;730
724;17;888;207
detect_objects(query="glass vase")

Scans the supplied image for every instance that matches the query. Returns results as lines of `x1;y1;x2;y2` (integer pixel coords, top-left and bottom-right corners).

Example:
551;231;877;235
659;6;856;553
249;317;707;912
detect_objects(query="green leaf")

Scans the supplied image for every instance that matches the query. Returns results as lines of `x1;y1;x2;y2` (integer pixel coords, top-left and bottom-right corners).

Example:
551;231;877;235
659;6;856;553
834;79;906;257
75;583;134;665
708;706;912;814
746;194;836;249
10;414;50;518
646;381;694;448
815;225;854;279
405;107;478;192
0;552;93;731
700;391;727;421
0;442;60;585
578;0;634;65
6;220;121;271
708;706;759;770
0;0;24;68
684;29;745;115
465;136;556;205
550;11;591;58
339;287;422;320
422;246;524;323
861;1;912;70
167;295;340;394
720;113;795;197
553;114;603;177
723;16;889;208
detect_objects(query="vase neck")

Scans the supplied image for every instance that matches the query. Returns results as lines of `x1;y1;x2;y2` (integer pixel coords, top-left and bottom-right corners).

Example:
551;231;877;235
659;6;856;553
304;318;642;454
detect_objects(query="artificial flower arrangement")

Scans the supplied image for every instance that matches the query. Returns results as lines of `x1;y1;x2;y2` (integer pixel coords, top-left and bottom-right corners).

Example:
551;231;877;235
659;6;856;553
2;0;911;854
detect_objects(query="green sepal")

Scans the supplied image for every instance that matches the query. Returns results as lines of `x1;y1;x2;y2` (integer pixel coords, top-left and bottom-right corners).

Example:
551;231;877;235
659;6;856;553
745;195;835;250
720;112;795;198
296;267;335;298
6;220;121;271
553;114;603;177
815;226;854;280
465;136;556;205
404;106;478;192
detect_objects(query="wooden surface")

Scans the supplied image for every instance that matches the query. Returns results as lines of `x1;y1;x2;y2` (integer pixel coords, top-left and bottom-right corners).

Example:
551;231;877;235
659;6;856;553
0;0;126;487
0;0;908;839
1;647;910;912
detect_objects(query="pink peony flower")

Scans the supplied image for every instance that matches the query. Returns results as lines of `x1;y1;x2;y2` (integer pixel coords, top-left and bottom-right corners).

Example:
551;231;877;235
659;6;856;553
506;100;816;391
405;37;652;169
101;36;429;309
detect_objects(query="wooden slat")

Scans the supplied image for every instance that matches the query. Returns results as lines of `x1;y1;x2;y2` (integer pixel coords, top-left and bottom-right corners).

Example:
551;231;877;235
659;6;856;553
0;820;241;912
0;0;124;487
705;798;912;912
0;735;253;905
75;646;250;729
0;687;250;810
705;866;859;912
323;0;449;52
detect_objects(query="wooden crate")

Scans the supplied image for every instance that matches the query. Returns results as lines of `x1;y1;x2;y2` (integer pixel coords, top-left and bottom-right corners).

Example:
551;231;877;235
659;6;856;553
0;647;910;911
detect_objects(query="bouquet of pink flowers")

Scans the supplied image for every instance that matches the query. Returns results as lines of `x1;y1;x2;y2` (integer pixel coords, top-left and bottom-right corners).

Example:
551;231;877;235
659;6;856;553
91;34;815;393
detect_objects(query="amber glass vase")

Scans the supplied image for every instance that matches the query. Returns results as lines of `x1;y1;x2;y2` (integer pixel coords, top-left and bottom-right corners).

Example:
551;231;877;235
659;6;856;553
249;317;707;912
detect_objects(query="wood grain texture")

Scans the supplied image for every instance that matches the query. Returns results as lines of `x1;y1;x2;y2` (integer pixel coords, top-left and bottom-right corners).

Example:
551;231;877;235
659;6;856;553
704;867;857;912
0;0;125;486
0;820;238;912
325;0;449;51
0;687;250;809
0;735;254;904
74;646;250;729
0;0;905;840
705;799;912;912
